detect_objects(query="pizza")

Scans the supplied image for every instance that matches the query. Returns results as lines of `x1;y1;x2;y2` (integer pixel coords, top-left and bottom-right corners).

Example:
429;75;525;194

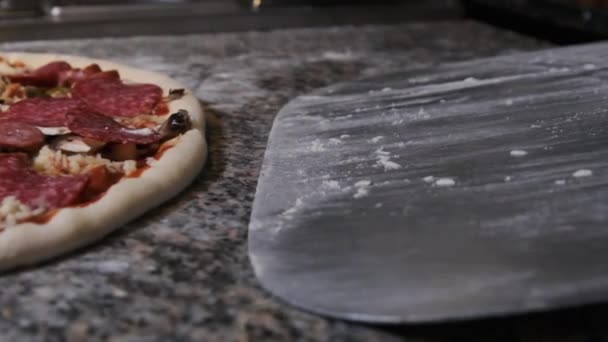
0;53;206;271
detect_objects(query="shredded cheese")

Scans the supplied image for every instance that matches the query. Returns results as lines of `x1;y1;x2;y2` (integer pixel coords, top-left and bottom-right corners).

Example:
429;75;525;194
34;146;137;176
0;196;45;227
117;114;167;128
0;58;27;105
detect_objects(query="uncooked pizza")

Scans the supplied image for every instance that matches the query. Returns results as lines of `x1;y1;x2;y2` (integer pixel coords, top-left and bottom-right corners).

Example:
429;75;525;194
0;53;206;271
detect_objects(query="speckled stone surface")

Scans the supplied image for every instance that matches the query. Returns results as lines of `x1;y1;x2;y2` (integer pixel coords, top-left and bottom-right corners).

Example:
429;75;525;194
0;22;570;341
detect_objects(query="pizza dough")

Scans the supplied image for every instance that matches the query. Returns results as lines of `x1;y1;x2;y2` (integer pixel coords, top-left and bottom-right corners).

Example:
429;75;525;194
0;52;207;271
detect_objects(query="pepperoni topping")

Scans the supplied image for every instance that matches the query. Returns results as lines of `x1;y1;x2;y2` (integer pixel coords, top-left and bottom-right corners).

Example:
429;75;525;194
0;97;89;127
58;64;120;86
0;153;88;209
72;78;162;117
67;111;161;144
0;122;45;152
7;61;72;87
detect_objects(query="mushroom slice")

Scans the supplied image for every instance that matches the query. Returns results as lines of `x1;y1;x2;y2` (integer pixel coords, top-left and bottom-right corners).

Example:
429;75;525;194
51;135;106;153
38;126;71;136
158;109;192;141
167;88;185;100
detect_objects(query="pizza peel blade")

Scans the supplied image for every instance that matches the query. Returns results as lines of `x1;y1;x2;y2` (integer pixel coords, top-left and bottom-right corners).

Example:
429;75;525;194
248;42;608;323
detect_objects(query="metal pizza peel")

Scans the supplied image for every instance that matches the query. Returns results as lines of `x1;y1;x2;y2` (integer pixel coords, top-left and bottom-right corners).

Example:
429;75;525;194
248;42;608;323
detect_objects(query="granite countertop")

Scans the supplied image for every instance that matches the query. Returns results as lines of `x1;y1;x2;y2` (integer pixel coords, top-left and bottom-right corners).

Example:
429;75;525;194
2;21;598;341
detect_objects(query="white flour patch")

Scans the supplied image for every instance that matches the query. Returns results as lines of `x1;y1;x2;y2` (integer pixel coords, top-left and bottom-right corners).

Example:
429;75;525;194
322;51;354;61
354;180;372;187
510;150;528;157
369;136;384;143
435;178;456;187
423;176;435;183
374;147;391;156
373;147;401;170
353;180;372;199
321;180;341;190
418;107;431;119
505;176;512;182
554;179;566;185
572;169;593;178
282;198;304;218
377;156;402;171
310;139;325;152
354;187;369;199
583;64;597;70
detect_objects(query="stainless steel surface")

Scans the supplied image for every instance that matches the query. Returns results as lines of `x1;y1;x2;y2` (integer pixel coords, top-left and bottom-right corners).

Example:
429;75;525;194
0;1;461;41
0;0;41;11
44;2;241;20
249;42;608;323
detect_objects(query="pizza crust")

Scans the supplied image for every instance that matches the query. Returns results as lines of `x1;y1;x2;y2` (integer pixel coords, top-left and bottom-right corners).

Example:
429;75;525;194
0;52;207;271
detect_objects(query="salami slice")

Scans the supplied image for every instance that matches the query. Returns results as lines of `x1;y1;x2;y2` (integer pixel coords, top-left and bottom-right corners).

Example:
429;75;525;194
0;153;88;209
72;78;162;117
58;64;120;86
1;97;89;127
0;122;44;152
67;111;161;144
8;61;72;87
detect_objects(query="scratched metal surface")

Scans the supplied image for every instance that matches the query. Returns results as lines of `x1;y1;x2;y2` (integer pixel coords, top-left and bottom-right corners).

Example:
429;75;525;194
248;42;608;323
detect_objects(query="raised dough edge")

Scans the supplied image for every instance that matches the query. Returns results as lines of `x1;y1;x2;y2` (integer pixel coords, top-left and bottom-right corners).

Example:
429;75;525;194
0;52;207;271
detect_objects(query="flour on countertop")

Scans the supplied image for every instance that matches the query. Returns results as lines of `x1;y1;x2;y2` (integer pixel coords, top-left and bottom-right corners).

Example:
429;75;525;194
282;198;304;218
368;136;384;143
583;63;596;70
510;150;528;157
353;188;369;199
373;147;401;170
435;178;456;187
374;147;390;156
354;180;372;187
423;176;435;183
321;180;341;190
376;156;402;171
417;107;431;119
321;51;355;61
572;169;593;178
353;180;372;199
310;139;325;152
